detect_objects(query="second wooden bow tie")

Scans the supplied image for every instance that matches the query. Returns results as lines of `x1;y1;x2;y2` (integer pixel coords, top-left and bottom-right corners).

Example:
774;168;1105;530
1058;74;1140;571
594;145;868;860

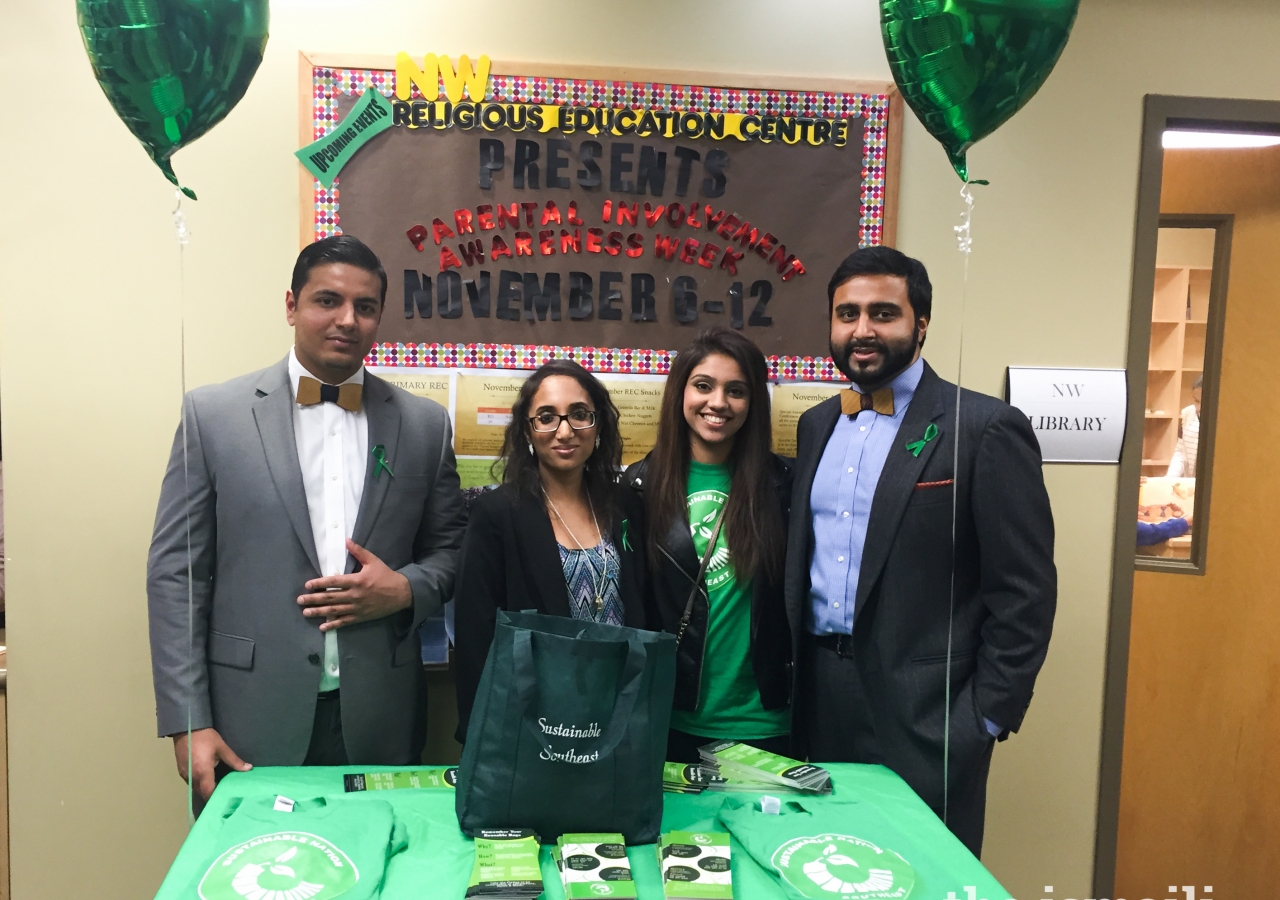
296;376;363;412
841;387;895;417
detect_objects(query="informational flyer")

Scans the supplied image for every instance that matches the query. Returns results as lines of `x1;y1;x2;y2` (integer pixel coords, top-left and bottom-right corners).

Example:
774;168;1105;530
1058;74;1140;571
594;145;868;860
770;383;844;456
368;367;452;407
364;366;846;476
598;375;667;465
455;372;526;456
456;456;502;490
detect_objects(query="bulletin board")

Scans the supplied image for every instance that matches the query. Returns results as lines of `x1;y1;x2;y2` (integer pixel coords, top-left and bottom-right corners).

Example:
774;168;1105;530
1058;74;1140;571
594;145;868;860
297;53;900;478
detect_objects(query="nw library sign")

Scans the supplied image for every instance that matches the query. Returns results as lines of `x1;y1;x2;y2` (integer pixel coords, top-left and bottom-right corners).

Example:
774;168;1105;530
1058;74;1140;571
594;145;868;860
1006;367;1128;464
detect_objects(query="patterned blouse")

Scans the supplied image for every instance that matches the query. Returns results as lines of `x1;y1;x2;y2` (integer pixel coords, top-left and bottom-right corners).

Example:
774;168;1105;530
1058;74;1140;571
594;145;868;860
557;533;624;626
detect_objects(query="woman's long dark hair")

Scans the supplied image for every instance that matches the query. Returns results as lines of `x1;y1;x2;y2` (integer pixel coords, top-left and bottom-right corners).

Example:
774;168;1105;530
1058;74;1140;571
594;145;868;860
646;327;783;583
494;359;623;528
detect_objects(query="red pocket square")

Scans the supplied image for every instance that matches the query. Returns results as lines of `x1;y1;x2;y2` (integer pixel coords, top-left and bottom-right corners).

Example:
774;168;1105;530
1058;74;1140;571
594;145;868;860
915;479;954;489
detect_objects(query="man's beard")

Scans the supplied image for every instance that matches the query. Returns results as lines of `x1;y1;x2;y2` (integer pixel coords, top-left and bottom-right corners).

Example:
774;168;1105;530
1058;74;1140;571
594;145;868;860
831;326;919;386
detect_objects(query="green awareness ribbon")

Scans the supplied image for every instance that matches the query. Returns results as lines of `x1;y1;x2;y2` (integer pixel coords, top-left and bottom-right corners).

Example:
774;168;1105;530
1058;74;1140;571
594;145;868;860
620;519;632;552
371;444;394;479
295;88;395;188
905;423;939;457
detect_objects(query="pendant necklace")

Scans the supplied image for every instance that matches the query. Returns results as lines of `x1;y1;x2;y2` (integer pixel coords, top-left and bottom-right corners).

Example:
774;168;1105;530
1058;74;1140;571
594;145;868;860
544;487;607;614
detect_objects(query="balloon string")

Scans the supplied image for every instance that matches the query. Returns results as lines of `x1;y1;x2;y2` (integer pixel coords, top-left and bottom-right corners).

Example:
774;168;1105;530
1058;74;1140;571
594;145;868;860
954;183;975;256
943;180;976;827
173;193;191;247
174;190;194;824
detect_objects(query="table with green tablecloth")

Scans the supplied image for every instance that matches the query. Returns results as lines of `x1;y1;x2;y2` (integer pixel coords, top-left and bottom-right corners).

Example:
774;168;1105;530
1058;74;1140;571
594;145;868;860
154;763;1010;899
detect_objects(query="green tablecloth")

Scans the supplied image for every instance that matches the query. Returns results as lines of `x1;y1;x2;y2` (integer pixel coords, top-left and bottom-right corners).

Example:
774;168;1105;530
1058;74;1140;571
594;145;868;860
154;763;1010;899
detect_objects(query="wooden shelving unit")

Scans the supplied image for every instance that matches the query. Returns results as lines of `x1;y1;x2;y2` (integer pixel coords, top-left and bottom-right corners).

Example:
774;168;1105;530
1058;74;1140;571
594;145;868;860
1142;265;1210;475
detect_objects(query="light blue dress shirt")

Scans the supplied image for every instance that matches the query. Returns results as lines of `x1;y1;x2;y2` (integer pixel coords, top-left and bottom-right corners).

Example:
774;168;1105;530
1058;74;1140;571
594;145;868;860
808;357;925;635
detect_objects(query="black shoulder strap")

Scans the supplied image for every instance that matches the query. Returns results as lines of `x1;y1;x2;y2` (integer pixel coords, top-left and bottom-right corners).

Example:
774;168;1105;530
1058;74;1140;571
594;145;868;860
675;507;727;645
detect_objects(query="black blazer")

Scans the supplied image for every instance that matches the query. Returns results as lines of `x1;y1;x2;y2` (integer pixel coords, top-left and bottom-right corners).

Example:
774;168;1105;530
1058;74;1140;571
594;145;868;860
625;454;793;714
785;362;1056;809
453;481;648;741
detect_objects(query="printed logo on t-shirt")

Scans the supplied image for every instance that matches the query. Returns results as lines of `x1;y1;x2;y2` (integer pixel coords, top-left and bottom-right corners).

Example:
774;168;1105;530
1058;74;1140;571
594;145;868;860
770;834;915;900
688;488;732;590
198;832;359;900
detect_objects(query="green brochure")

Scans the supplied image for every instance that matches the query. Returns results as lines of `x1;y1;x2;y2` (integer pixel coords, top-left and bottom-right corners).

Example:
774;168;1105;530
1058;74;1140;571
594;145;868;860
557;833;637;899
700;742;832;793
344;768;458;792
466;829;544;899
663;762;728;793
659;831;733;900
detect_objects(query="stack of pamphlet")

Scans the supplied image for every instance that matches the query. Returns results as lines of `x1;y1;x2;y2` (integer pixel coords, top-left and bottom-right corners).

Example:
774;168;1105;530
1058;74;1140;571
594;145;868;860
464;829;544;900
658;831;733;899
553;833;637;899
662;762;727;794
697;741;833;794
344;767;458;792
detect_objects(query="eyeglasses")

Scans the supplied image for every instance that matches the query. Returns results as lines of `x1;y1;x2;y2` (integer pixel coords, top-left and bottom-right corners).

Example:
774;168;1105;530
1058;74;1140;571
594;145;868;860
528;409;597;432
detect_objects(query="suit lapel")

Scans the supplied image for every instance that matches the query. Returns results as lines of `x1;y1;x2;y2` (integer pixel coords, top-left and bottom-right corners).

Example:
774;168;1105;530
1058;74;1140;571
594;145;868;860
793;396;842;528
610;499;647;628
786;396;842;629
854;364;948;618
350;373;400;554
252;358;321;575
515;489;573;618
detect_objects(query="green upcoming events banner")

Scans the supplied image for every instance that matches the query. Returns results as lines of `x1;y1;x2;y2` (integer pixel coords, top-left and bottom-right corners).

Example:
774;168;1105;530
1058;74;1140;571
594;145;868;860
296;88;395;188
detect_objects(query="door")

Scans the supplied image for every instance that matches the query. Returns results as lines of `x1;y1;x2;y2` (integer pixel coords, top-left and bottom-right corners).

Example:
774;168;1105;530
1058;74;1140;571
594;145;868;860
1113;128;1280;897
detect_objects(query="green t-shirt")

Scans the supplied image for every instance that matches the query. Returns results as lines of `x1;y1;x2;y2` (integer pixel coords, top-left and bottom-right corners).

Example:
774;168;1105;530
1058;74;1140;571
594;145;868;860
670;461;790;740
190;795;408;900
717;797;918;900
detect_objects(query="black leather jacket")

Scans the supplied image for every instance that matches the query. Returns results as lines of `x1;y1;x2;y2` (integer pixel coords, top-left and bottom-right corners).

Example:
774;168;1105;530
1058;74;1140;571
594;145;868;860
624;454;794;713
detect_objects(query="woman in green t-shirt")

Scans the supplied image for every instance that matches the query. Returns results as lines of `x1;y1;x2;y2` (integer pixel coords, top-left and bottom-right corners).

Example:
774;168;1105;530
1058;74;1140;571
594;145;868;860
626;327;794;762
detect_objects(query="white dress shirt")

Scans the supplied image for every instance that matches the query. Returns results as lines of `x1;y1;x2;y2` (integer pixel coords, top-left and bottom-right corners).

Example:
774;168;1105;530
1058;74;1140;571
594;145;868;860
287;349;369;692
1167;403;1200;478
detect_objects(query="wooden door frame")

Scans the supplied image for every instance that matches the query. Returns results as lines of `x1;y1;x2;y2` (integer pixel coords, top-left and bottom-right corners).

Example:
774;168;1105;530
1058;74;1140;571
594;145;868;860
1134;210;1232;576
1094;94;1280;898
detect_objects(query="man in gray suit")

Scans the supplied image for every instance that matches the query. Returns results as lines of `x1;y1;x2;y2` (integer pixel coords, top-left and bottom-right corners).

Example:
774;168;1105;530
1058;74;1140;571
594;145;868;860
148;235;464;801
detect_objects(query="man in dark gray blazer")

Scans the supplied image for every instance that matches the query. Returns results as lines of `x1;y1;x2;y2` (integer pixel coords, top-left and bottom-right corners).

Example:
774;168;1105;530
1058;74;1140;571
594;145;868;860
786;246;1056;856
148;235;464;801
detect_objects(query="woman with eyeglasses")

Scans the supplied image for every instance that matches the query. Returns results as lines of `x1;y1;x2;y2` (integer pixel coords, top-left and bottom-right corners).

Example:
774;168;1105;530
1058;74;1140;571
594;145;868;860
452;360;648;742
625;327;792;762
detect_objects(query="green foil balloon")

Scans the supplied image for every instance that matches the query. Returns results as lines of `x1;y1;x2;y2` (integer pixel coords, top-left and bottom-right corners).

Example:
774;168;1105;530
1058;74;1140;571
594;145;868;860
881;0;1079;181
76;0;270;199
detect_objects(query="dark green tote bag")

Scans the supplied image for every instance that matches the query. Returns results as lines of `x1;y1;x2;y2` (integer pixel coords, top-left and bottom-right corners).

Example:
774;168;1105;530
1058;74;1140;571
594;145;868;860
456;609;677;843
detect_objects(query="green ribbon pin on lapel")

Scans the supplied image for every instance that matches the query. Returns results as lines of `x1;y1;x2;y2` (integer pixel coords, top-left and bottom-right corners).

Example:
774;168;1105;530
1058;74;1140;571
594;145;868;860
371;444;394;479
905;423;939;457
621;519;632;552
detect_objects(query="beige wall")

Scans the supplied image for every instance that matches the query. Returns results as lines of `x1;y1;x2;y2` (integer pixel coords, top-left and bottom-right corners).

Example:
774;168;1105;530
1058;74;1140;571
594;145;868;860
4;2;1280;898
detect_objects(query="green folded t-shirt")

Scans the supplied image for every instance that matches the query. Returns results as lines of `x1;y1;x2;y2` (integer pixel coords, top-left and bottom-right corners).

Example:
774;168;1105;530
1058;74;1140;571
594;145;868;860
717;796;917;900
190;795;408;900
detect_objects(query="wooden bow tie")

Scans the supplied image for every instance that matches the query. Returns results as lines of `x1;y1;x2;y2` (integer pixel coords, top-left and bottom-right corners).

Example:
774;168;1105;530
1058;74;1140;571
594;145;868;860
841;387;894;417
296;376;362;412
